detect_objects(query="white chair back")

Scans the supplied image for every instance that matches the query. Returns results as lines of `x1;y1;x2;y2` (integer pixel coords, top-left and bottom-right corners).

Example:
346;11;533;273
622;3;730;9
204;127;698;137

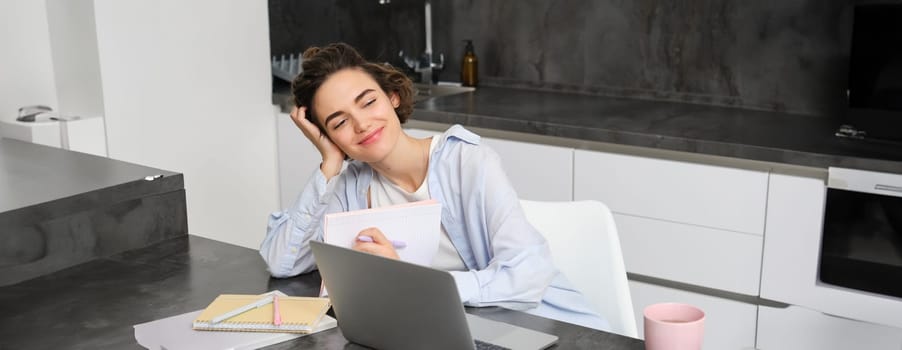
520;199;638;338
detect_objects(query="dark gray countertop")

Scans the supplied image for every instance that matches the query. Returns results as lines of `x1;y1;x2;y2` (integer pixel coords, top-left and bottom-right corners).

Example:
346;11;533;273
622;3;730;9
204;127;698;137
0;138;188;286
0;235;644;349
274;84;902;174
0;138;182;217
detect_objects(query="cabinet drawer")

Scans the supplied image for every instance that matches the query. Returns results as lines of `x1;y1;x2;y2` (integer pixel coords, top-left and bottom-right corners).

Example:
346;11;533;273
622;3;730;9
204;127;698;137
630;281;758;350
618;214;763;295
757;305;902;350
407;128;575;201
481;137;573;201
574;150;768;235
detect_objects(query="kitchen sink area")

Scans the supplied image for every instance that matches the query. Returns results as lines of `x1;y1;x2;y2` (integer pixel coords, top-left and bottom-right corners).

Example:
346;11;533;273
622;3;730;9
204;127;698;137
412;83;475;103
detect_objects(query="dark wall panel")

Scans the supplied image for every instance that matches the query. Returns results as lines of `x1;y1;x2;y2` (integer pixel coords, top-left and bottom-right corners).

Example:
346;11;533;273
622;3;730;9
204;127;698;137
270;0;853;116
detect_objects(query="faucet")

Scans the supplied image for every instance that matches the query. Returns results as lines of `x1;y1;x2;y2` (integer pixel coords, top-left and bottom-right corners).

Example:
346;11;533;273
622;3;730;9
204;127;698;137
399;0;444;84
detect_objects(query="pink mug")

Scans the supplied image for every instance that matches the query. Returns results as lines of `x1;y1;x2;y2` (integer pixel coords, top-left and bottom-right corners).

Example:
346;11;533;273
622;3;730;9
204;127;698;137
643;302;705;350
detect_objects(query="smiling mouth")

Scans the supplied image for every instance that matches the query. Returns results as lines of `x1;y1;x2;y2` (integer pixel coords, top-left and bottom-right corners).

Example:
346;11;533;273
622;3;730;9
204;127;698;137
358;127;384;145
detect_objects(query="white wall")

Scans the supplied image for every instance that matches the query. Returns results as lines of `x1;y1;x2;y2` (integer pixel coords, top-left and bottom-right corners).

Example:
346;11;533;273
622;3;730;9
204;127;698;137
0;0;58;121
46;0;105;120
93;0;279;249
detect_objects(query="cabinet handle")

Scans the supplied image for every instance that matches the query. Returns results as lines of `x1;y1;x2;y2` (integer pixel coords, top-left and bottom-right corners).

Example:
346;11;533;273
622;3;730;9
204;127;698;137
875;184;902;193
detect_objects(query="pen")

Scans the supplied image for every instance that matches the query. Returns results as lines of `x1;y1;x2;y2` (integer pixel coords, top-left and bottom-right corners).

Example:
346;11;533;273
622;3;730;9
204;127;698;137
356;235;407;249
272;294;282;326
211;295;274;324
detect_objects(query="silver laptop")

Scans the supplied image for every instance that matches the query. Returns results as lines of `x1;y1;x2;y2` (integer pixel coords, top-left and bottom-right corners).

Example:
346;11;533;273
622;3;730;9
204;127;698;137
309;240;559;350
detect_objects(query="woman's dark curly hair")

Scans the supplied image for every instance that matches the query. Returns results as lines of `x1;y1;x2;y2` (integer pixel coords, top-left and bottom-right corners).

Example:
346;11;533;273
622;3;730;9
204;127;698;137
291;43;414;133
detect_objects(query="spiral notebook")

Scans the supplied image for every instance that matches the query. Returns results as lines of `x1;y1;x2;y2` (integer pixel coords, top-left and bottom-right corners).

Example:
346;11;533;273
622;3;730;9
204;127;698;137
192;294;331;333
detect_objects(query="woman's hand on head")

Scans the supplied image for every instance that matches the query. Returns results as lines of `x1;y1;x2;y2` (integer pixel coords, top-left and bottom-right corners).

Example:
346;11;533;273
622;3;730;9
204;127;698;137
352;228;400;260
291;106;345;178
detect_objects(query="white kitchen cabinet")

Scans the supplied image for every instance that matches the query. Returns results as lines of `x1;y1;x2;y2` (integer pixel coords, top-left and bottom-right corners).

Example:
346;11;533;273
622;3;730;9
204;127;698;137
405;127;574;201
574;149;767;295
480;137;572;201
759;173;826;306
275;109;321;209
616;213;763;295
630;280;758;350
573;149;768;234
757;305;902;350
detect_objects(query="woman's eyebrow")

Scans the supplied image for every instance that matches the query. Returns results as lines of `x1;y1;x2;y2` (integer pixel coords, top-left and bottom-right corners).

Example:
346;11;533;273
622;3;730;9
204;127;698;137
354;89;375;103
323;110;344;126
323;89;376;125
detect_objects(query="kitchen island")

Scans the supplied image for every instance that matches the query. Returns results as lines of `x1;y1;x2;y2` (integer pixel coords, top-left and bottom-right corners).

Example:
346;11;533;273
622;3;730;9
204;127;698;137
0;138;187;287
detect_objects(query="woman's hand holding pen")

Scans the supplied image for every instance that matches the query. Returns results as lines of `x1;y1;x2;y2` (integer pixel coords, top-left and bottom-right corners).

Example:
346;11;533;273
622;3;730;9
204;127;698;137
353;228;400;260
291;106;345;179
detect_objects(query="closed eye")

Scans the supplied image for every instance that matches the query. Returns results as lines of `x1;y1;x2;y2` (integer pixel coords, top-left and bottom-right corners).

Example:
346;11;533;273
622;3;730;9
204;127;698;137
363;97;376;107
332;118;347;130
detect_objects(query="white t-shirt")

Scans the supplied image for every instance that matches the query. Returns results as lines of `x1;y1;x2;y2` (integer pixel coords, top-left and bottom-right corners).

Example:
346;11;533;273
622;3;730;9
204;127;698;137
369;136;467;271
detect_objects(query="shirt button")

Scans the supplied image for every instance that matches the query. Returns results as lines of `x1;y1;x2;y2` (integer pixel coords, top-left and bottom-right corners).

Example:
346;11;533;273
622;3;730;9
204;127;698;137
290;246;298;253
302;213;311;221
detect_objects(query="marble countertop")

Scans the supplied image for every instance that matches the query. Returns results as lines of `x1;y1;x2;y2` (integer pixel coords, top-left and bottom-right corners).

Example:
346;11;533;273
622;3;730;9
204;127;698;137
274;83;902;174
0;235;644;349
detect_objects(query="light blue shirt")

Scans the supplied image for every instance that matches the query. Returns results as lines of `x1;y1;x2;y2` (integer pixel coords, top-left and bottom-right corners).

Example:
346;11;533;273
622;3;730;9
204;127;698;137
260;124;610;331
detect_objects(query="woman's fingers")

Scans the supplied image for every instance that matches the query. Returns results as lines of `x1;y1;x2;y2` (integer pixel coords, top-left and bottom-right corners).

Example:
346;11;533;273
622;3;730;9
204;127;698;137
359;227;391;244
290;106;319;139
353;228;400;260
290;106;346;175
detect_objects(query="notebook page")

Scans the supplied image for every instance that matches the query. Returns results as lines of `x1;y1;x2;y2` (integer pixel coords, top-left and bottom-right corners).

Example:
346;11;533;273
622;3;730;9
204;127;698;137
136;311;337;350
323;199;442;266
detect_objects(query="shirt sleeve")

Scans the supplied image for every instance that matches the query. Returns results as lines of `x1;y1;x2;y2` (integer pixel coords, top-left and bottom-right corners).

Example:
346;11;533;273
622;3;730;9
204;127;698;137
259;167;344;278
450;145;557;310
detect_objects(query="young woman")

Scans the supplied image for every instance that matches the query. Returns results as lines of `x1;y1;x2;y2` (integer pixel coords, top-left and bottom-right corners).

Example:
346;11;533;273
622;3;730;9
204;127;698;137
260;43;609;331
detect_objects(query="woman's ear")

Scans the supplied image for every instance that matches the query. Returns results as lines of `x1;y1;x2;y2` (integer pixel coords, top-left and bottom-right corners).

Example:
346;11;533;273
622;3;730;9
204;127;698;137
390;92;400;108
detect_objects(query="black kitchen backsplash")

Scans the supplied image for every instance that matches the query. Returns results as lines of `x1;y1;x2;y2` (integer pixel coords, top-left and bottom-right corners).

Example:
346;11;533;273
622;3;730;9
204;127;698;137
269;0;853;116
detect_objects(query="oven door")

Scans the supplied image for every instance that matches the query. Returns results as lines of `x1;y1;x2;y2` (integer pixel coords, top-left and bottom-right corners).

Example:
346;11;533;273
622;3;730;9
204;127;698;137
760;168;902;329
821;167;902;299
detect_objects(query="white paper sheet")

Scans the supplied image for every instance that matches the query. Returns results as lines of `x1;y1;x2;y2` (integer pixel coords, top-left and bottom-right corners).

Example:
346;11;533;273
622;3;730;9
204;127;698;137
133;310;337;350
324;199;442;266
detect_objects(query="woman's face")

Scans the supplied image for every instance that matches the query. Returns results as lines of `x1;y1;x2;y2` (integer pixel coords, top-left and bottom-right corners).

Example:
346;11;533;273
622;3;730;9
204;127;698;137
312;68;402;163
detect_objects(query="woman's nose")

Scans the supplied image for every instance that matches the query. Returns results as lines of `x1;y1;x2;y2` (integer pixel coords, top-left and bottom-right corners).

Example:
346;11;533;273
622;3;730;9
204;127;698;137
351;114;370;133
